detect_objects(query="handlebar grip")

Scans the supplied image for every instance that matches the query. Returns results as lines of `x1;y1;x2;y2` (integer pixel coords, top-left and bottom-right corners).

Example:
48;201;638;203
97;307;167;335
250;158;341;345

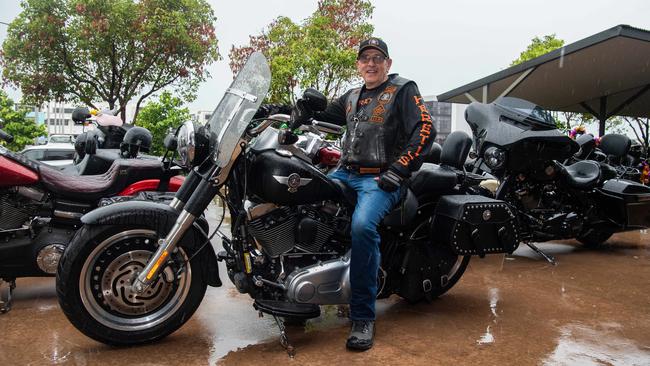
312;120;344;134
0;129;14;143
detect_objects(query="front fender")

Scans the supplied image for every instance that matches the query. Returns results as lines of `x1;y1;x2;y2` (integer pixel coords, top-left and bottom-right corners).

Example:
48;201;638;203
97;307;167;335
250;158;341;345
81;201;222;287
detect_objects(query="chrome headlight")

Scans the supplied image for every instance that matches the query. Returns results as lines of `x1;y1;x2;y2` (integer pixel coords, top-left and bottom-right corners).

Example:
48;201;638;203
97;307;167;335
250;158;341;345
484;146;506;170
177;121;196;168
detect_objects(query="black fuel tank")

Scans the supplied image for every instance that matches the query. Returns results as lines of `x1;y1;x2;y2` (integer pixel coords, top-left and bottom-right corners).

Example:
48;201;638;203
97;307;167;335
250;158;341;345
248;150;342;205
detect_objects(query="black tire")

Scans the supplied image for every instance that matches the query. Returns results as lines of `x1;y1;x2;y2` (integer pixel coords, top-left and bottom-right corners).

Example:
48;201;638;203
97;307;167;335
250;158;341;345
397;217;471;302
56;224;207;346
431;254;471;299
577;228;614;248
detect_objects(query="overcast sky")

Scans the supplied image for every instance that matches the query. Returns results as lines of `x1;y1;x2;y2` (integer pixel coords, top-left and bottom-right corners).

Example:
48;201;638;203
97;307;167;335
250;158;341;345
1;0;649;112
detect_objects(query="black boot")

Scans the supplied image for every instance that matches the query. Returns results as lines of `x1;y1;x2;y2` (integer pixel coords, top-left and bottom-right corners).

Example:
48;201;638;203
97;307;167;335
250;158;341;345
346;320;375;351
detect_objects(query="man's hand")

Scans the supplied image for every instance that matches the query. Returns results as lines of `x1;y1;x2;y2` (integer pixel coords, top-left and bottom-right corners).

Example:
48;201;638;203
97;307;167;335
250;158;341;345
376;168;406;192
290;99;313;130
254;104;292;119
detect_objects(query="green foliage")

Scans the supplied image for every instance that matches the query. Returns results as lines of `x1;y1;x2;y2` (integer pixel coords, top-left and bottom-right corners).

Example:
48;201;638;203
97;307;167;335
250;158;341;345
1;0;220;122
0;91;47;151
511;34;564;66
136;91;191;155
555;111;594;132
229;0;374;104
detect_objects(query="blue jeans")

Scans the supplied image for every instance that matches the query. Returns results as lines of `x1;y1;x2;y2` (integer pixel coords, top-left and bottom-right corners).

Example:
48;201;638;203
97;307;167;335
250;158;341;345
329;168;402;321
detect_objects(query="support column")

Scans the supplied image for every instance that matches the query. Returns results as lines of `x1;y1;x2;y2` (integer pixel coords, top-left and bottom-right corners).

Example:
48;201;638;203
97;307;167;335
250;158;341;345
599;96;607;137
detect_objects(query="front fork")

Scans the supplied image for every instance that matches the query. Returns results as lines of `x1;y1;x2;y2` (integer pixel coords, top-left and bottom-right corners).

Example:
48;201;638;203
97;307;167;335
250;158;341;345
131;142;245;293
131;164;218;294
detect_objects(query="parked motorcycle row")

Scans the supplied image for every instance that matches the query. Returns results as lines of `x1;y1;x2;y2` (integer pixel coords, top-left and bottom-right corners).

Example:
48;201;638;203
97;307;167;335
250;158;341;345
1;53;649;356
0;107;190;312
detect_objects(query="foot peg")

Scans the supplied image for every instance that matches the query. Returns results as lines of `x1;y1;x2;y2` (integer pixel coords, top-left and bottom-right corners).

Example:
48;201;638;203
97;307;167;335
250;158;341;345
0;279;16;314
525;242;557;265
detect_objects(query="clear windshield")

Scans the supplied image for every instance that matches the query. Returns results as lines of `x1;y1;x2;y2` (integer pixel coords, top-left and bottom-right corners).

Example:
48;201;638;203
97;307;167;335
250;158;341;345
494;97;556;126
207;52;271;167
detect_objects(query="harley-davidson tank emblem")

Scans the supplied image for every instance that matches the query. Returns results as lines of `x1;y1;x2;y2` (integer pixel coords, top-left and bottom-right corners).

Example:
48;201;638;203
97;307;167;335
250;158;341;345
273;173;312;193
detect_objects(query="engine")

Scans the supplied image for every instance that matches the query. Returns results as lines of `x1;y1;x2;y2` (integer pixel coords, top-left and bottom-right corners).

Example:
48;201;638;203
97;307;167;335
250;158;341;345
234;201;352;304
512;178;583;239
0;187;45;231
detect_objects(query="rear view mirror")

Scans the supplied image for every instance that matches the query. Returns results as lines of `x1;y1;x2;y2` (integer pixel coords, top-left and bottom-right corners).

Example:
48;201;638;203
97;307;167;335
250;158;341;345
302;88;328;111
72;107;91;124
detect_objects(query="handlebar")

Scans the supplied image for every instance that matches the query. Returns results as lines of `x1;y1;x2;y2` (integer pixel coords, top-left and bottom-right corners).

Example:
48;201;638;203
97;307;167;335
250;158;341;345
312;120;344;135
247;113;291;137
0;128;14;143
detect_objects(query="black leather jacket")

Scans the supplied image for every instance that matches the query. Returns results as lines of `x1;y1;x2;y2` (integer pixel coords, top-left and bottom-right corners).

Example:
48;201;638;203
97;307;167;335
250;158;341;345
315;74;436;176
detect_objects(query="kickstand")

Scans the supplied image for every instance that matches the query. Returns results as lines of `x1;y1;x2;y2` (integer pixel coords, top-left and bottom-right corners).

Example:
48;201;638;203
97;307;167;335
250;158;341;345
0;279;16;314
272;314;296;358
525;242;557;266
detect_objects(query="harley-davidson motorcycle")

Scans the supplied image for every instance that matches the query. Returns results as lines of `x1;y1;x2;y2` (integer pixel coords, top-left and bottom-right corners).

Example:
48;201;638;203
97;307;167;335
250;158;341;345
0;121;185;313
68;106;159;175
465;97;650;258
56;52;517;353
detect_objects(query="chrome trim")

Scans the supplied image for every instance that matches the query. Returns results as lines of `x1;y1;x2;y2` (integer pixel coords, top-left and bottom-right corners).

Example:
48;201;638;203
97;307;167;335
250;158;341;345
36;244;65;274
53;210;83;219
169;197;183;211
131;210;196;293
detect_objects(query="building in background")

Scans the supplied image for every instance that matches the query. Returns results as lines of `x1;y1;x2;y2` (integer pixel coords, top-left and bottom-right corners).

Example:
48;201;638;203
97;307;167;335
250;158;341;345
191;110;213;124
422;96;471;145
17;102;137;138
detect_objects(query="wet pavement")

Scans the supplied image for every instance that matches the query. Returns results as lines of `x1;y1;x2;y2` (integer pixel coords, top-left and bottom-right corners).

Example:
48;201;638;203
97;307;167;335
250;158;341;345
1;224;649;365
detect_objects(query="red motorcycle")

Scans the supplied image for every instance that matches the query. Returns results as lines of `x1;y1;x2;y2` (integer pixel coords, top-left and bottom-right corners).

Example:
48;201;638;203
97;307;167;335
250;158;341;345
0;125;184;313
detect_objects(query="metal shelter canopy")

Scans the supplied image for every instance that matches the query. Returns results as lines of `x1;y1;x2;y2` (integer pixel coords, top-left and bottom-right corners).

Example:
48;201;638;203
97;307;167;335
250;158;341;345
437;24;650;136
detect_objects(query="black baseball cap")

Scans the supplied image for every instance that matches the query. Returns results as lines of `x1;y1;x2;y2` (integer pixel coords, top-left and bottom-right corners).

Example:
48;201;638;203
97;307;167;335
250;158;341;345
358;37;389;58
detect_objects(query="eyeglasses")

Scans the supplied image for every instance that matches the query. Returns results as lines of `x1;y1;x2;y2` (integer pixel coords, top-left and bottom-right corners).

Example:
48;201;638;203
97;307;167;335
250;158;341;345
357;54;387;64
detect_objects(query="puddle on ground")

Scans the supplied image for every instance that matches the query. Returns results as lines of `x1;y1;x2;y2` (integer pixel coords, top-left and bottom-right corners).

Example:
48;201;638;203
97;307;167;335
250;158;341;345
476;288;499;346
544;323;650;365
512;243;577;261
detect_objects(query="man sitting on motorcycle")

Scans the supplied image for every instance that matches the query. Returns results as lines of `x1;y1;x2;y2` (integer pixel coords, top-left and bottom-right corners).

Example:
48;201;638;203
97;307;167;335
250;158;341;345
300;37;436;351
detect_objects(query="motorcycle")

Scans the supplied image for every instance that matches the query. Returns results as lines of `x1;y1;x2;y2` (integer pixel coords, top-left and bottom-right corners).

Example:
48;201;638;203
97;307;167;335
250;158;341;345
569;132;644;183
66;107;158;175
56;52;516;354
464;97;650;259
0;121;186;313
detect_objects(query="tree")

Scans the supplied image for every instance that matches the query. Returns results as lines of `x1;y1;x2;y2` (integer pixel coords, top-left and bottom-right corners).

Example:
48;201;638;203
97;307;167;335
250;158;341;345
510;34;564;66
229;0;374;104
0;91;47;151
136;91;191;156
1;0;219;123
623;117;650;157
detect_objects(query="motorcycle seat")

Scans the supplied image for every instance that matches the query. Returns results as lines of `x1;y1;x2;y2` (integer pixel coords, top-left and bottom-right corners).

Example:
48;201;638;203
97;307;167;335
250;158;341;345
39;158;165;202
383;188;418;227
330;178;419;227
409;163;458;199
562;160;601;190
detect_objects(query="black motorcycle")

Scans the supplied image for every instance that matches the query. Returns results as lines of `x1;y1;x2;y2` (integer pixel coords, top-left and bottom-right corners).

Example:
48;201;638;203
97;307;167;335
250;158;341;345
56;52;517;353
465;97;650;256
67;107;158;175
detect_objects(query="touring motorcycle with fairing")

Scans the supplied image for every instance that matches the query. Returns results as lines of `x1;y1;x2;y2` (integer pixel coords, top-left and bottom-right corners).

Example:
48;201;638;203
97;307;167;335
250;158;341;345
56;53;518;352
465;97;650;255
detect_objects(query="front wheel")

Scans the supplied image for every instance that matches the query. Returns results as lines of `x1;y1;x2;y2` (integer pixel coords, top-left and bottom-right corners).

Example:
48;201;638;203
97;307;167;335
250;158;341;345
56;225;207;345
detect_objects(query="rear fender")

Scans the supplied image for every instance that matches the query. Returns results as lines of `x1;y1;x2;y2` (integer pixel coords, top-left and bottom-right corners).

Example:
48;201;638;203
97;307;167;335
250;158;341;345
117;176;185;196
81;201;221;287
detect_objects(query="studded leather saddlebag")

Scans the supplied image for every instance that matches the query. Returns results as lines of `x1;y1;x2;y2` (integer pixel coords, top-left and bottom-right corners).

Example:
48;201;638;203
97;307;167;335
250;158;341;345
432;195;519;257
